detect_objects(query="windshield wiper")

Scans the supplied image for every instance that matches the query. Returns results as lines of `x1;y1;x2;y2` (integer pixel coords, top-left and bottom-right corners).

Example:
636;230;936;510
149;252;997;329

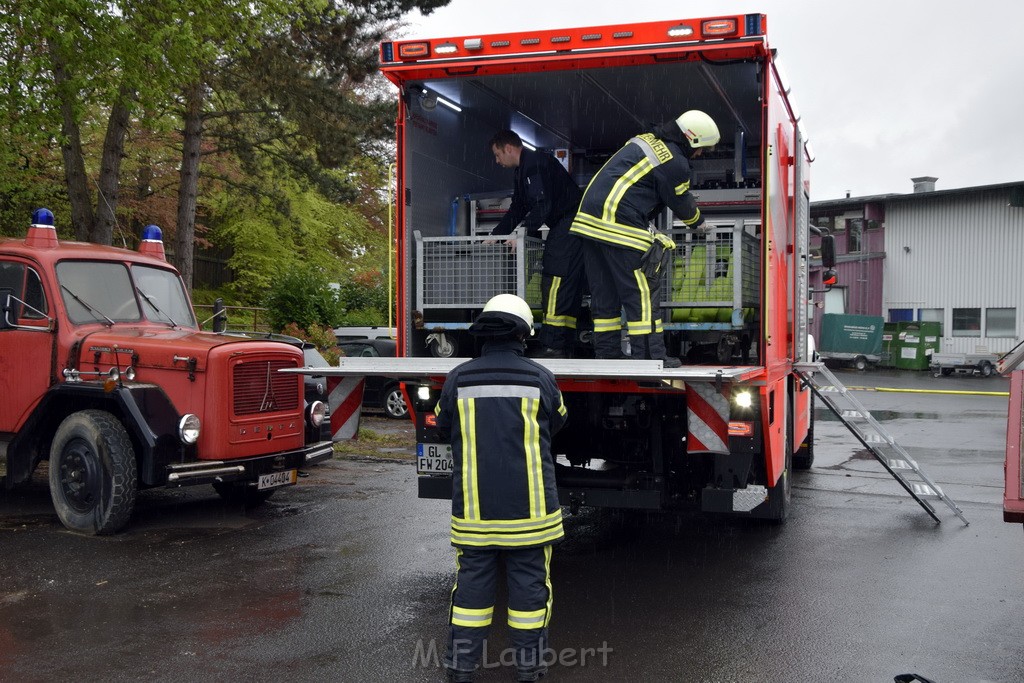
135;286;178;328
60;284;114;326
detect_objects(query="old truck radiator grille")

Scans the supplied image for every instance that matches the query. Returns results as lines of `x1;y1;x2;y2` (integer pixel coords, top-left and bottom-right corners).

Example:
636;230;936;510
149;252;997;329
233;359;300;415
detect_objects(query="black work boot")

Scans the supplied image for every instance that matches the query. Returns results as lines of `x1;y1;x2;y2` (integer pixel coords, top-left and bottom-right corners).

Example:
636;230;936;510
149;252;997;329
531;346;567;359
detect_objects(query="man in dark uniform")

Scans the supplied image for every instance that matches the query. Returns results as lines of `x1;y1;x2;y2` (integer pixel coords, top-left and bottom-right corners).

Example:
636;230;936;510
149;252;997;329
435;293;567;682
569;110;721;367
489;130;584;358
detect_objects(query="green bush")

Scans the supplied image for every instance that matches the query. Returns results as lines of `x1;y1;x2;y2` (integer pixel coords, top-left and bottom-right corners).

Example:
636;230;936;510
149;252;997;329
264;265;343;331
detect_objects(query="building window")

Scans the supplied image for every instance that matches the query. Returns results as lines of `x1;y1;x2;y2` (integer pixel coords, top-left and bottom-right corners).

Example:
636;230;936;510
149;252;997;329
952;308;981;337
845;218;863;253
918;308;942;323
812;215;835;232
986;308;1016;338
889;308;913;323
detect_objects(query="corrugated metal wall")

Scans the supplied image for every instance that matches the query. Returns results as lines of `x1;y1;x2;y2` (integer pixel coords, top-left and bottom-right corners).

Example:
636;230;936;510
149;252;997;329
884;189;1024;354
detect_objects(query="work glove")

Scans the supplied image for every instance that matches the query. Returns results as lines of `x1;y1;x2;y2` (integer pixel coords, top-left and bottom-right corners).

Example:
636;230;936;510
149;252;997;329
639;233;676;279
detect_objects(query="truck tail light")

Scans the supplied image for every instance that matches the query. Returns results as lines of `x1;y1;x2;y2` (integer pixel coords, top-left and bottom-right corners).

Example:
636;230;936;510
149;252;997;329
728;421;754;437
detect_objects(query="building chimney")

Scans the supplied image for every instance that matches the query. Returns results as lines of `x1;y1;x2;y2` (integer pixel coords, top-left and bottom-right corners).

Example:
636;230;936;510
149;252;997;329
911;176;938;193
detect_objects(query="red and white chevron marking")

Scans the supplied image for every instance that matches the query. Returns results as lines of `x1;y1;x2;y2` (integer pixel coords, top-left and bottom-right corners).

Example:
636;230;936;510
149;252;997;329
327;376;365;441
686;382;730;454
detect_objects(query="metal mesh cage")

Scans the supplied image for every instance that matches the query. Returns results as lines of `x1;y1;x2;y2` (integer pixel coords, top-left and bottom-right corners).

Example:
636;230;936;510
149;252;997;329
415;231;544;310
660;224;760;324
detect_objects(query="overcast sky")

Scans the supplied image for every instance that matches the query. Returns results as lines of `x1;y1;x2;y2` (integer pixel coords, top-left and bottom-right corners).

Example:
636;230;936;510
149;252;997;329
404;0;1024;201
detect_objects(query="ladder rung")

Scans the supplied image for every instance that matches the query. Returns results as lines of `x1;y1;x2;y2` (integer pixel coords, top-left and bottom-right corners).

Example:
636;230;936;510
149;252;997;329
887;458;913;471
865;433;885;444
841;410;868;419
911;483;940;498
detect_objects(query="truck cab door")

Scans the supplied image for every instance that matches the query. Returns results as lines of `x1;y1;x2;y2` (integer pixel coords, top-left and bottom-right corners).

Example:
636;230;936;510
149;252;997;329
0;261;55;432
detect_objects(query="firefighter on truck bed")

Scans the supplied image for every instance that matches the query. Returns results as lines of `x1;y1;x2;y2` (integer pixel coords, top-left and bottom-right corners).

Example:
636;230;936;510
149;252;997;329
434;294;567;683
569;109;720;368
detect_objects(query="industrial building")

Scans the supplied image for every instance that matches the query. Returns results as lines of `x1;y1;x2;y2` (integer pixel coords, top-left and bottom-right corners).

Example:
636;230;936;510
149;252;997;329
810;178;1024;355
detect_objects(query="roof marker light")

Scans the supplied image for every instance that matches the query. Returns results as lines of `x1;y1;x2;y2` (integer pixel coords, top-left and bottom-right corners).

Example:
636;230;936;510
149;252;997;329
520;37;540;46
551;35;571;44
490;40;511;48
612;31;634;39
398;42;429;59
581;33;602;41
668;24;694;38
463;38;482;50
434;41;457;54
702;18;738;37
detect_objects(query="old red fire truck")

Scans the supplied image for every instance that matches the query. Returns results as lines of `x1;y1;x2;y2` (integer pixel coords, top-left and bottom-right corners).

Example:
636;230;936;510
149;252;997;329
0;210;333;534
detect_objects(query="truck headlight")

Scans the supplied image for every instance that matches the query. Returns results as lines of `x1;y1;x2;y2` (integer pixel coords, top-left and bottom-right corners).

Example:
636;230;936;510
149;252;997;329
733;390;753;409
308;400;327;427
178;414;201;445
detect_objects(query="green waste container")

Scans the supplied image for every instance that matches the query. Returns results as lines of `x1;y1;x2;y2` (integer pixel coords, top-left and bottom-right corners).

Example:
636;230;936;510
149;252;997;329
895;321;942;370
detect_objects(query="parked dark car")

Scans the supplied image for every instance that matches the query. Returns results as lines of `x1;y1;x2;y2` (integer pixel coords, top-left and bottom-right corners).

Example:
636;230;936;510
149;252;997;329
337;338;409;419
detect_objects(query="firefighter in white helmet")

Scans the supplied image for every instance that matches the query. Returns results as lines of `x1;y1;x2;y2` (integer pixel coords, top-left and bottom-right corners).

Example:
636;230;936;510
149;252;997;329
435;293;568;682
570;109;720;367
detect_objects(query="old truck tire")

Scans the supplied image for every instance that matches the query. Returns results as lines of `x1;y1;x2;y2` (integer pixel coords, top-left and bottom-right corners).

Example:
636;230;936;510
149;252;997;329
213;482;276;507
854;355;868;371
49;410;137;535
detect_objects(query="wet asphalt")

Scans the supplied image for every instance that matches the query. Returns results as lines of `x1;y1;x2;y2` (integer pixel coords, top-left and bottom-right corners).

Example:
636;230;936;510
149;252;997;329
1;367;1022;682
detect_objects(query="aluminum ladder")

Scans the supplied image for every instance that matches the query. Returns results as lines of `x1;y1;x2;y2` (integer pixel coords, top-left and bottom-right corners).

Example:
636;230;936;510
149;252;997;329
794;362;969;526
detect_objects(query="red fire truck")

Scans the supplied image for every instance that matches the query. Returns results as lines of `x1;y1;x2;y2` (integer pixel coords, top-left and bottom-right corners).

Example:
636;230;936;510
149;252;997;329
1004;370;1024;525
337;13;833;521
0;211;334;534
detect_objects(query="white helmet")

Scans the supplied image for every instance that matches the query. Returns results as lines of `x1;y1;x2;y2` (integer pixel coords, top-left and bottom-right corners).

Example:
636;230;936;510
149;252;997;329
675;110;720;149
470;293;535;337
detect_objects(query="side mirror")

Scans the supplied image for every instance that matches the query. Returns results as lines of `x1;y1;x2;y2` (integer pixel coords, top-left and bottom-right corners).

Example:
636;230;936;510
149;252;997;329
0;287;13;329
213;297;227;333
820;234;836;269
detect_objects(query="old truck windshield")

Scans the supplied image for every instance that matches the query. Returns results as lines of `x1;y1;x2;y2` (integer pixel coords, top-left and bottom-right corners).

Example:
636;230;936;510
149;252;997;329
56;262;141;324
55;262;195;327
132;265;196;328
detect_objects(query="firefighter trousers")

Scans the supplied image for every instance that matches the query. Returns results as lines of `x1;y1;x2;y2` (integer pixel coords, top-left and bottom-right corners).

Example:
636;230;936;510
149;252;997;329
580;239;662;359
538;219;586;354
445;545;553;681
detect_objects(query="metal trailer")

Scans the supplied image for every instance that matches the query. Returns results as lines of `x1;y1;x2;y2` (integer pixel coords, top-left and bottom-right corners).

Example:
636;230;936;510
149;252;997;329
816;314;884;371
929;350;999;377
